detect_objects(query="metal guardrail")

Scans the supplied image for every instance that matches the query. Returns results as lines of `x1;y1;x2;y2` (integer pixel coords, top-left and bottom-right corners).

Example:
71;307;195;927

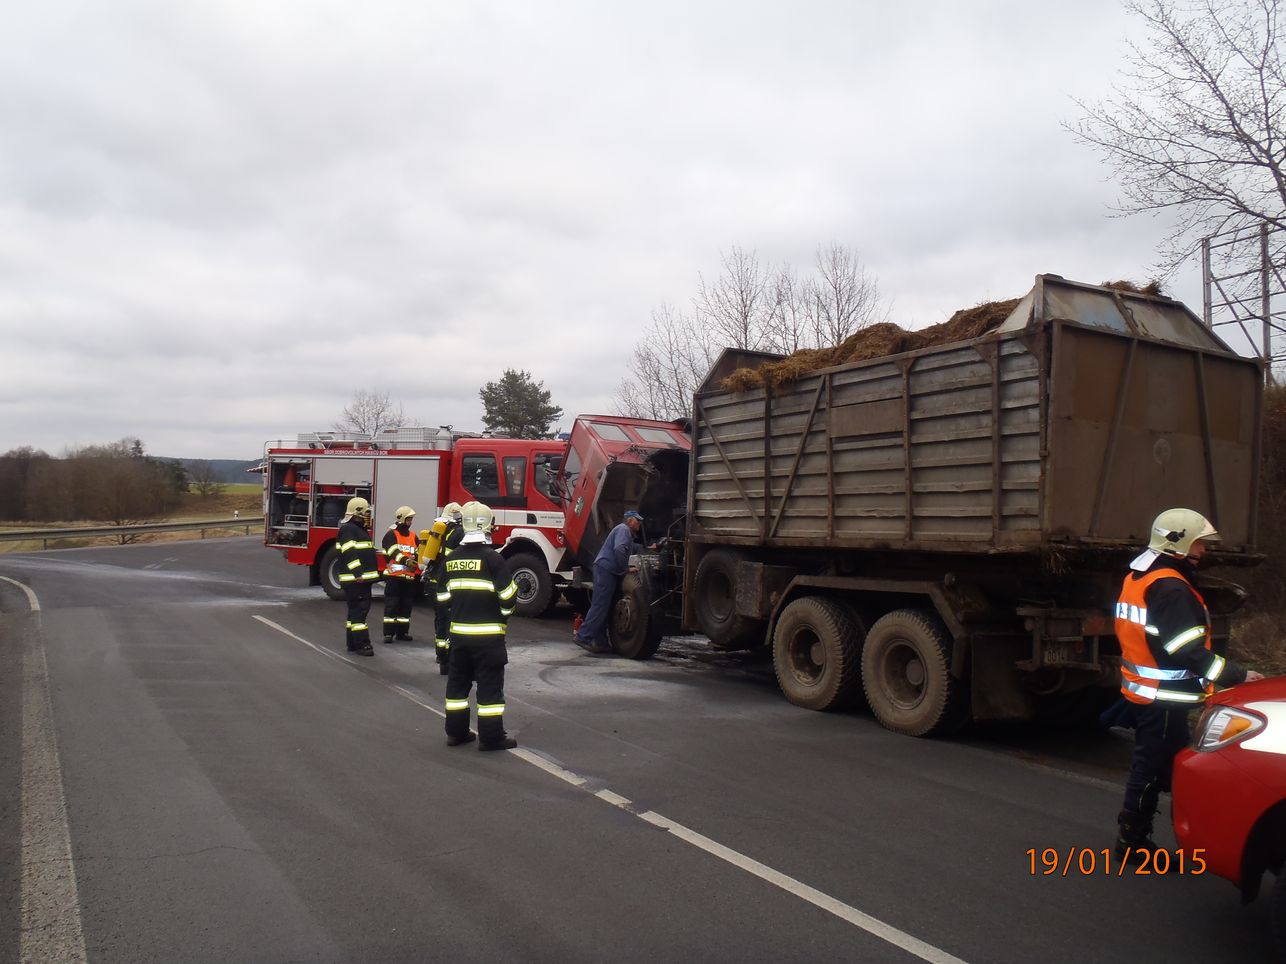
0;518;259;550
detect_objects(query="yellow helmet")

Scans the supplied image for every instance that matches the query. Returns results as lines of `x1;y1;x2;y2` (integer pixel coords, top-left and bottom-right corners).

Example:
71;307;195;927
443;501;463;522
460;500;494;535
394;505;416;524
345;497;371;519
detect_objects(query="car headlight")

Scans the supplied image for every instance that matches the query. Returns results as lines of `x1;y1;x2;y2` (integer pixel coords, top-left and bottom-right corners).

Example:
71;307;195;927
1194;705;1266;752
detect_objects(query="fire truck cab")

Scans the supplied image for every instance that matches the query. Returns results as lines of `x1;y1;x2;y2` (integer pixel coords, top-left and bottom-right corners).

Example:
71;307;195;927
264;428;569;617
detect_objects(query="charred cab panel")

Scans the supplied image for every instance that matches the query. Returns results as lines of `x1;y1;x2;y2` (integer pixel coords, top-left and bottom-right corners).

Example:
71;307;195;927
556;417;692;571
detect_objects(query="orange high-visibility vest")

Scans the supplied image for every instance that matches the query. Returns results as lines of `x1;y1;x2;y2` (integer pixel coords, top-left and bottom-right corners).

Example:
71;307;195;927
1115;568;1213;705
385;529;420;579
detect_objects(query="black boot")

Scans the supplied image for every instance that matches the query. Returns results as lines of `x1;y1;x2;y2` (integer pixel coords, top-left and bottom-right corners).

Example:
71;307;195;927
478;716;514;751
446;731;477;747
1115;809;1162;866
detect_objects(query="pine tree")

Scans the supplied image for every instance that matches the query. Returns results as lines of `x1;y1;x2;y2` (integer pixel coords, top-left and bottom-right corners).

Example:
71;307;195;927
478;369;563;437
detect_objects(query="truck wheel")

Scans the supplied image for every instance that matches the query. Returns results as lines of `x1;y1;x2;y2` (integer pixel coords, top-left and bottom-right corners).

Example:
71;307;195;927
608;572;665;660
507;552;554;618
772;597;863;711
862;608;968;737
317;545;345;601
693;548;762;650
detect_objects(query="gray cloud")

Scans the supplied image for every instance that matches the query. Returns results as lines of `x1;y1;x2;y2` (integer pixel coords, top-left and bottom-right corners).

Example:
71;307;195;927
0;0;1211;458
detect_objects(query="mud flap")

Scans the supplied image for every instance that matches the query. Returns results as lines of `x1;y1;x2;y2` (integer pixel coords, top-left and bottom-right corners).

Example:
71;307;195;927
970;635;1034;722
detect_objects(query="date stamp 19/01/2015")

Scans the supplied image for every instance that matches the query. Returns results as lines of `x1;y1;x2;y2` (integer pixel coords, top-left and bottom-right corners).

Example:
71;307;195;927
1027;847;1206;877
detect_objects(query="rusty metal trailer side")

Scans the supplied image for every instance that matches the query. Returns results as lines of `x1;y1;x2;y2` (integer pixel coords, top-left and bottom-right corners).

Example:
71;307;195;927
687;276;1261;556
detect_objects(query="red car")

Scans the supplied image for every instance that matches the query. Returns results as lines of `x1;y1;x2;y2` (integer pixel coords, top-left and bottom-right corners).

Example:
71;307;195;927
1172;676;1286;946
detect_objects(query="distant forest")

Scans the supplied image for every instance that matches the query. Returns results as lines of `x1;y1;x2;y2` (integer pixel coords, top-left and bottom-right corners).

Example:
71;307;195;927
0;441;255;523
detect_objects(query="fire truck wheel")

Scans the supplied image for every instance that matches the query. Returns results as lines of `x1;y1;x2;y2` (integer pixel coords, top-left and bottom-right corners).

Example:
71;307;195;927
507;552;554;618
693;548;763;650
861;608;968;737
772;596;862;711
318;545;345;601
608;572;664;660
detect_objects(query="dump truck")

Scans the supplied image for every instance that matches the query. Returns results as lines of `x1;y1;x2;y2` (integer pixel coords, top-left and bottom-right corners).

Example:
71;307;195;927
554;274;1264;736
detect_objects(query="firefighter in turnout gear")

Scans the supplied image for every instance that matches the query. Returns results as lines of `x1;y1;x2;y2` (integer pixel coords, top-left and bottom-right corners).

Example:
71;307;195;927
427;502;464;675
337;497;379;656
380;506;421;643
441;501;519;750
1113;508;1263;862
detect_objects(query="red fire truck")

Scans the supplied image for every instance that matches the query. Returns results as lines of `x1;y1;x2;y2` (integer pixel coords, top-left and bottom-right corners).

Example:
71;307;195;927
263;428;569;617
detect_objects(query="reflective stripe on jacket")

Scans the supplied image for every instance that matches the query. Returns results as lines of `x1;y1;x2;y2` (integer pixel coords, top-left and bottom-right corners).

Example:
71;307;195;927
382;527;420;579
337;519;380;584
439;542;517;645
1115;567;1214;705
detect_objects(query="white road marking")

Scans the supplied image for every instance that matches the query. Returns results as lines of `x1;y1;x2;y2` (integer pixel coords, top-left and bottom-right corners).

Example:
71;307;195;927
1;574;41;611
255;615;968;963
636;811;966;964
12;577;88;964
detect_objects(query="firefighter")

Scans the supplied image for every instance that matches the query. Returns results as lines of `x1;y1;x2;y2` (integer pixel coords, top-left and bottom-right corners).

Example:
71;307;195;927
440;501;519;751
1113;508;1263;861
380;505;421;643
337;497;379;657
429;502;464;675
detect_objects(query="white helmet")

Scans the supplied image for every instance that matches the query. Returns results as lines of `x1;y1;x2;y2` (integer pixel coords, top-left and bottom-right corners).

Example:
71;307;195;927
345;497;371;519
443;501;463;523
460;500;494;535
394;505;416;524
1130;508;1220;571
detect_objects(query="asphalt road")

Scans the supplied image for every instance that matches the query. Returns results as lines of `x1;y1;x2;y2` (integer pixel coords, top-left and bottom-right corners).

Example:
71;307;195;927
0;537;1274;963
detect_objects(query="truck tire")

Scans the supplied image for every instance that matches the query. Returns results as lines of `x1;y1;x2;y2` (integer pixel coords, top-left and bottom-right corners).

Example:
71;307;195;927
861;608;968;737
693;548;763;650
608;572;665;660
772;597;863;711
318;545;345;601
506;552;554;618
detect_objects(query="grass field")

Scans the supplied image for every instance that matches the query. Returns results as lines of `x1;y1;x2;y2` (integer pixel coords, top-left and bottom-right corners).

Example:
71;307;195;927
0;487;264;553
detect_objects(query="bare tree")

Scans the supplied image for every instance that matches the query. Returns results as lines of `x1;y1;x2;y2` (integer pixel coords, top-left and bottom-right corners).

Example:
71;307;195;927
807;241;887;345
334;389;405;436
62;440;183;541
695;246;772;351
188;459;226;498
1069;0;1286;268
617;243;885;420
615;302;717;421
764;263;812;355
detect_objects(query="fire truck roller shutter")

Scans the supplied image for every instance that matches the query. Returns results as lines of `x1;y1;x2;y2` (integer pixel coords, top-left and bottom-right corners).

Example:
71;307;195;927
372;457;441;536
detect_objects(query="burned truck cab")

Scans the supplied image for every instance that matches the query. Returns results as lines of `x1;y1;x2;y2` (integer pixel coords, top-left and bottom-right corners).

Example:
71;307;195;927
553;415;691;657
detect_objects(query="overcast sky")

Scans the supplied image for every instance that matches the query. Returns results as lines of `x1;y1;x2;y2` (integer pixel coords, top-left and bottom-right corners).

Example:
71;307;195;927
0;0;1220;459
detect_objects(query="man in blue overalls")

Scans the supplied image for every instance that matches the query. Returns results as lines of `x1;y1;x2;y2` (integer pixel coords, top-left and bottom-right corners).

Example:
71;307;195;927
573;509;644;655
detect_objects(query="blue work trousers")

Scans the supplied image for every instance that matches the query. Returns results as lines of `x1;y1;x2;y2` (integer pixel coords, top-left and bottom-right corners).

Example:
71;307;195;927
578;562;620;645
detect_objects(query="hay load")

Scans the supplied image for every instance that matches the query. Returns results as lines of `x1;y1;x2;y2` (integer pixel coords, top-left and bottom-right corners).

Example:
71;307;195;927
722;298;1020;392
719;277;1165;392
